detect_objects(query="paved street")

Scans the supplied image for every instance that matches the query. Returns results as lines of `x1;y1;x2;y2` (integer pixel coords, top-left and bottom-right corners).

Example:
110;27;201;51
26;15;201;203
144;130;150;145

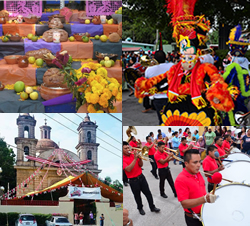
122;90;159;126
124;160;209;226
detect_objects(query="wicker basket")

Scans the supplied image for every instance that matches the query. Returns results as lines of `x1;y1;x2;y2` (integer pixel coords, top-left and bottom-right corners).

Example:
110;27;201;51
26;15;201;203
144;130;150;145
95;52;118;63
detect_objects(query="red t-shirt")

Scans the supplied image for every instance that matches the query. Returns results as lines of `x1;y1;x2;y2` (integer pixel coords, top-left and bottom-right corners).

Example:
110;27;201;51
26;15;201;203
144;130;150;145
215;144;225;156
202;155;218;183
175;168;206;214
145;142;156;156
222;140;230;152
123;154;142;178
154;150;169;169
129;140;138;148
179;143;188;156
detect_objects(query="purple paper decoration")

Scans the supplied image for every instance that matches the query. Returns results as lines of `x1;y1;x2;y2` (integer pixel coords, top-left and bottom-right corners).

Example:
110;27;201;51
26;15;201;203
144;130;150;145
4;1;42;17
86;0;122;16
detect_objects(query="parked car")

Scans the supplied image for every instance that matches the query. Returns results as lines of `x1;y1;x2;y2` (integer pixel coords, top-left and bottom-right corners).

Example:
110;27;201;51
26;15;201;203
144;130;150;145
15;214;37;226
45;216;72;226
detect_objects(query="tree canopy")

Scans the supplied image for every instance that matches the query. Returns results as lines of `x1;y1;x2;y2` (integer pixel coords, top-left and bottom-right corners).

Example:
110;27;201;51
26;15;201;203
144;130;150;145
0;138;16;192
123;0;250;44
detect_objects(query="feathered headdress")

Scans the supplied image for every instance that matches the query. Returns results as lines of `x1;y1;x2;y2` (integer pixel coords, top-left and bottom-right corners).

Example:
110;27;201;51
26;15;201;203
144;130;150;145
227;25;250;56
165;0;210;55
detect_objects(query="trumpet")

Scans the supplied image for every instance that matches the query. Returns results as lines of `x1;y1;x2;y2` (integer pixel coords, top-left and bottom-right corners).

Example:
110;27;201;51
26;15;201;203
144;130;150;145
129;146;152;162
140;55;159;67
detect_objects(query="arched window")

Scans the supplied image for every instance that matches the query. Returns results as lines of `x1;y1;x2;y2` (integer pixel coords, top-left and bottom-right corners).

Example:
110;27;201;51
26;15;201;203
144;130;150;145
87;150;92;160
87;131;91;143
24;146;29;161
24;126;29;138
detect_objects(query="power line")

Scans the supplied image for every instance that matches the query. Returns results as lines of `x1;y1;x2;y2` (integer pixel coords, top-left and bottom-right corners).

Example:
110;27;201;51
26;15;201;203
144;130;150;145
43;114;121;158
59;113;121;153
107;113;122;123
74;114;121;144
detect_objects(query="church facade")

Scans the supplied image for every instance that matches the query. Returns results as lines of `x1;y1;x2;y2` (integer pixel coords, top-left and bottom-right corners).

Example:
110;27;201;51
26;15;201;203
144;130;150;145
14;113;101;196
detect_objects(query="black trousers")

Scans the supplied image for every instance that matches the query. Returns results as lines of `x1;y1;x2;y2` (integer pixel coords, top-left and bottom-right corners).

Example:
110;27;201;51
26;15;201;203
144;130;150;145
129;174;155;210
123;170;128;184
185;214;203;226
158;167;176;195
143;96;151;109
208;183;218;193
180;156;185;168
149;155;157;177
153;98;167;125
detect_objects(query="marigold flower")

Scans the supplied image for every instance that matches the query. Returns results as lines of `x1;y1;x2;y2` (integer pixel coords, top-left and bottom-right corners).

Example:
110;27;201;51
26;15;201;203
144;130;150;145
90;93;100;104
96;110;104;113
87;104;97;113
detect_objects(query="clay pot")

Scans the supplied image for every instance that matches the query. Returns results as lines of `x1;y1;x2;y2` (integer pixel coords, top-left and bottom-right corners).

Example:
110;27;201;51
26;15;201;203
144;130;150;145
0;17;6;24
39;83;71;100
4;55;22;64
17;56;29;68
9;35;22;42
0;84;5;91
23;17;40;24
73;32;91;41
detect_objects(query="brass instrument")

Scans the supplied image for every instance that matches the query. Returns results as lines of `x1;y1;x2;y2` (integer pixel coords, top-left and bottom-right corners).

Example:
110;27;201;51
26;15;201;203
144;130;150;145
129;146;151;161
200;48;214;56
140;55;159;67
126;126;138;143
164;147;178;155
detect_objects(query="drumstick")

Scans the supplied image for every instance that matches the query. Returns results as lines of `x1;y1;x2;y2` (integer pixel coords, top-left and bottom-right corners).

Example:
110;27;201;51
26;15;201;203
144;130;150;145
214;151;223;166
200;171;233;183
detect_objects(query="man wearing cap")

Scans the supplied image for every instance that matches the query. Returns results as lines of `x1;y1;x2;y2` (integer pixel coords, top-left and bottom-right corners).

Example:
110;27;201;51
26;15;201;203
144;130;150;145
204;127;216;148
145;50;174;125
154;141;177;198
202;145;224;192
175;149;217;226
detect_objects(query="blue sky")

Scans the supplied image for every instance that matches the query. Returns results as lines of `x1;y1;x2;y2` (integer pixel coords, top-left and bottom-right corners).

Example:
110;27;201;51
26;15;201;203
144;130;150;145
0;113;122;183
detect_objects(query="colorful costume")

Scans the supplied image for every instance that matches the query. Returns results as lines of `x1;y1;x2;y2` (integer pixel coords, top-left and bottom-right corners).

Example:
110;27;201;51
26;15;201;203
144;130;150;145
134;0;234;125
222;25;250;125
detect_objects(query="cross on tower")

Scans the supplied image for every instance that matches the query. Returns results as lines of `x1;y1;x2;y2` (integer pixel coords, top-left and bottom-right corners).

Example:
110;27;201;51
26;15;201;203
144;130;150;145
44;118;47;125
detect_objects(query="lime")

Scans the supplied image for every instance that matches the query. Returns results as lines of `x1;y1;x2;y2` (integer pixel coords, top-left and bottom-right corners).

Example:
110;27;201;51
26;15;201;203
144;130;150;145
36;58;44;66
69;36;75;42
14;81;25;93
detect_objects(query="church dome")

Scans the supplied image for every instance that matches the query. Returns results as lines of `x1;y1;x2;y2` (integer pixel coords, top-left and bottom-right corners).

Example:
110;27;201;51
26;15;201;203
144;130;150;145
36;139;59;150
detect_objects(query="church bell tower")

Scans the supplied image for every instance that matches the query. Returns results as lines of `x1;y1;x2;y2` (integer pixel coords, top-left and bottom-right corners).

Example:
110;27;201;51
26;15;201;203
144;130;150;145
76;114;101;175
15;113;38;166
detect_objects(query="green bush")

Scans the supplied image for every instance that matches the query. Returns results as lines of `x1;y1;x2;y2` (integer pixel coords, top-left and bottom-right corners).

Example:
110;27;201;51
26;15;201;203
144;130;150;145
32;213;52;226
0;213;7;226
7;212;19;226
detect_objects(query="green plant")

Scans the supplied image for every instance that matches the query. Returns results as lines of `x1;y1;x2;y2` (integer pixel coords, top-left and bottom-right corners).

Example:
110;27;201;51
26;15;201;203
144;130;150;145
7;212;19;225
32;213;52;225
0;213;7;226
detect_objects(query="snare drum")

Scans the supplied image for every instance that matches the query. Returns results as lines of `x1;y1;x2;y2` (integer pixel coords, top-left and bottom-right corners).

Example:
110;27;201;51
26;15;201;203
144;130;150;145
201;183;250;226
225;153;250;162
230;147;241;153
219;161;250;186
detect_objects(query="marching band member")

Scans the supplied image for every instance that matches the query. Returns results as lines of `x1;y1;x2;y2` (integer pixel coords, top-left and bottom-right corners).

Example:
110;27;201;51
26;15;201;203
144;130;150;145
154;141;177;198
222;134;232;154
202;145;224;192
145;136;159;179
129;136;141;148
214;137;228;159
175;149;217;226
179;137;193;168
123;141;160;215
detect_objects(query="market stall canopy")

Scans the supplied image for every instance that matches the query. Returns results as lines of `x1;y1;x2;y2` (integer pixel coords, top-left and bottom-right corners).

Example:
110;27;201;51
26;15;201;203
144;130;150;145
122;47;142;52
23;172;123;202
